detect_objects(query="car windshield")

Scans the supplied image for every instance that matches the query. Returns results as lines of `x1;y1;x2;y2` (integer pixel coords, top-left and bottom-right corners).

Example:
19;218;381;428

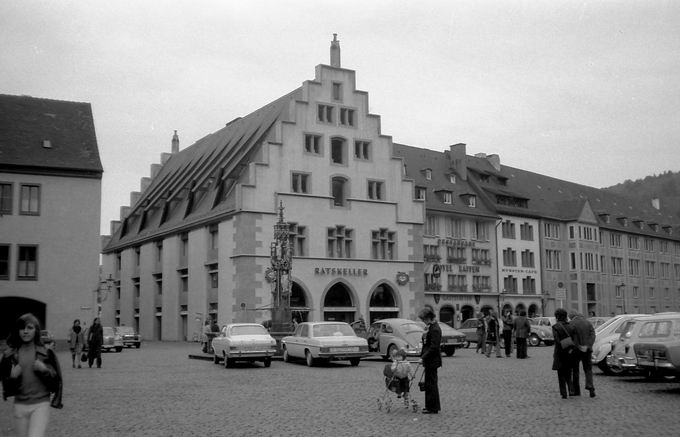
231;325;268;336
312;324;354;337
116;327;134;335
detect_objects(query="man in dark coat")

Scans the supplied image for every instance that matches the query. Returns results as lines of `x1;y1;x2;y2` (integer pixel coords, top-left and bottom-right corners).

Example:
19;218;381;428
552;308;577;399
419;307;442;414
87;317;104;368
513;310;532;359
569;311;596;397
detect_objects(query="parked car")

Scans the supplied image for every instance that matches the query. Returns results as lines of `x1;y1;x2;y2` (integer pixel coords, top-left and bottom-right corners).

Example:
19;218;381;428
587;316;611;330
607;313;680;379
591;314;646;375
416;321;466;356
458;318;481;347
528;317;555;347
101;326;123;352
40;330;55;348
115;326;142;348
212;323;277;368
366;318;423;359
634;315;680;380
281;321;369;367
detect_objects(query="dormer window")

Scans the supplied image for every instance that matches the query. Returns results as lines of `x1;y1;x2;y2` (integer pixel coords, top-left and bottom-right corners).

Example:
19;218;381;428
617;217;628;226
443;192;452;204
633;220;644;229
480;174;490;183
415;186;426;200
449;174;456;184
663;226;673;235
425;169;432;180
599;213;610;223
460;194;476;208
649;223;659;232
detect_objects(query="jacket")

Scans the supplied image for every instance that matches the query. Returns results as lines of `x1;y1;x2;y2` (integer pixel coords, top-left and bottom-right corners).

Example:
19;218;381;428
420;321;442;369
68;328;85;350
551;321;576;370
0;345;63;409
87;323;103;347
570;316;595;351
513;316;531;338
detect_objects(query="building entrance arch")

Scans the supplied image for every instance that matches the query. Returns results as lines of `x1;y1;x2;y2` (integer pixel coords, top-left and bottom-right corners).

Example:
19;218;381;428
368;283;399;323
0;297;47;340
515;303;527;316
501;303;514;316
461;305;475;322
323;282;356;323
439;305;455;327
528;303;539;318
290;282;310;323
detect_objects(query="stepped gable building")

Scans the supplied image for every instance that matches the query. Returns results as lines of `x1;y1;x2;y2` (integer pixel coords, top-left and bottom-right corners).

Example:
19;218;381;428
466;151;680;317
0;94;103;340
392;143;499;323
101;36;424;341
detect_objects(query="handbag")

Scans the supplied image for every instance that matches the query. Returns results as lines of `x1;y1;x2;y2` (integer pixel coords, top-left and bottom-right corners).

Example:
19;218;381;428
557;324;575;351
418;371;426;392
80;352;88;362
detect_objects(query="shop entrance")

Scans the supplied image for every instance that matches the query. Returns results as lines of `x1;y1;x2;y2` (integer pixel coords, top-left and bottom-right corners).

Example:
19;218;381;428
290;282;309;323
439;305;455;327
461;305;475;322
323;282;355;323
368;283;399;323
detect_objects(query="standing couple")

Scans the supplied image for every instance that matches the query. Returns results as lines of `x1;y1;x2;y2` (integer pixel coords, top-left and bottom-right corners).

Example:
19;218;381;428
551;308;596;399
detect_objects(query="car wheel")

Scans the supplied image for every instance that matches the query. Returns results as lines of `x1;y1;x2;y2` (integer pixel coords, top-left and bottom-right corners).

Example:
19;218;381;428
597;360;609;374
349;358;360;367
305;350;315;367
282;347;290;363
444;347;455;357
116;347;123;353
385;344;399;361
528;334;540;347
602;361;625;376
263;357;272;368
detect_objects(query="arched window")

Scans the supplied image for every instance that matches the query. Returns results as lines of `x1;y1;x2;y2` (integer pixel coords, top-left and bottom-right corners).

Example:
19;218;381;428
323;283;355;323
331;176;347;207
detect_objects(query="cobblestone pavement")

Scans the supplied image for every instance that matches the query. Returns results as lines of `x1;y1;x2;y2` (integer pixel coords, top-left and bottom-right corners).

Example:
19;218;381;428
1;342;679;437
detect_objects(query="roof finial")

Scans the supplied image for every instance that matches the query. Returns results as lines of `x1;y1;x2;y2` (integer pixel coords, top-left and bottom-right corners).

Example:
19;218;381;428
330;33;341;68
171;130;179;153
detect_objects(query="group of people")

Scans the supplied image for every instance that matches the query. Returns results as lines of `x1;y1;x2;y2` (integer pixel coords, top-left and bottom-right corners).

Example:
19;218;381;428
0;314;108;437
475;309;533;359
551;308;597;399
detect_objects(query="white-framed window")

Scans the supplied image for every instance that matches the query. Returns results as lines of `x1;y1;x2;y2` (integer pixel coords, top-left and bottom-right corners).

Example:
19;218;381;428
611;257;623;275
425;215;438;236
629;236;639;250
644;238;655;252
443;192;452;204
628;259;640;276
474;221;488;241
331;176;348;207
544;222;560;239
415;186;426;200
610;233;622;247
17;245;38;280
425;169;432;180
288;222;306;257
20;184;40;215
445;217;464;238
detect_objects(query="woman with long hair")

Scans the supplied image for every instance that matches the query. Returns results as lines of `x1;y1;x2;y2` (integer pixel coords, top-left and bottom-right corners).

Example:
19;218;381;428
0;313;63;437
68;319;85;368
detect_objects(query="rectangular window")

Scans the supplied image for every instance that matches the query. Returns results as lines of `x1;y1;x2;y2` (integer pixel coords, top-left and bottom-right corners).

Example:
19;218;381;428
17;245;37;280
0;244;9;279
471;248;490;264
304;134;322;154
288;223;306;257
367;180;384;200
661;263;670;279
209;226;218;250
134;246;141;266
425;215;438;236
424;244;440;262
632;286;639;298
628;259;640;276
20;184;40;215
0;183;12;214
645;261;656;278
448;274;467;291
447;246;466;263
472;275;490;291
522;277;536;294
544;222;560;239
610;233;622;247
502;221;516;239
520;250;535;268
628;236;639;250
659;241;669;253
545;249;562;270
156;241;163;263
415;187;426;201
569;225;575;239
675;264;680;280
317;104;334;123
644;238;654;252
332;82;342;101
180;233;188;258
503;249;517;267
474;221;489;241
649;287;655;299
339;108;355;126
503;276;518;293
583;252;596;271
520;223;534;241
354;141;370;160
443;192;452;204
371;228;396;260
570;252;576;270
444;218;463;238
209;271;218;289
611;257;623;275
291;172;310;194
327;226;353;258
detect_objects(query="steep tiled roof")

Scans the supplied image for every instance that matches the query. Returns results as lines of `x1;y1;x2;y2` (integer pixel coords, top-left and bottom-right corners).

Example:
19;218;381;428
103;87;302;251
0;94;102;176
392;143;498;219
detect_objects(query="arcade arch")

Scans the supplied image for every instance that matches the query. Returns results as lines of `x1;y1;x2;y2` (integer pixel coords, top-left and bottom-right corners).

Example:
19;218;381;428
368;283;399;323
322;281;357;323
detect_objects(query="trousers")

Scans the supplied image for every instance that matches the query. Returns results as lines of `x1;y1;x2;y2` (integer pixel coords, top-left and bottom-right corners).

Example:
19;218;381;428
423;367;441;412
571;349;594;394
14;401;50;437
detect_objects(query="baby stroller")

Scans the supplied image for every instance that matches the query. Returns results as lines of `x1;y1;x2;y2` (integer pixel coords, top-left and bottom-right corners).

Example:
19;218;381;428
377;361;422;413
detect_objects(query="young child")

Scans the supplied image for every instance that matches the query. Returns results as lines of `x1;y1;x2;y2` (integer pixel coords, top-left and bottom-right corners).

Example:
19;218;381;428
390;348;413;403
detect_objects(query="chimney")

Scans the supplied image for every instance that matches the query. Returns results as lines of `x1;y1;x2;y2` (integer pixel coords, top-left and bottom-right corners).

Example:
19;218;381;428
448;143;467;181
487;154;501;171
171;130;179;153
330;33;341;68
651;198;661;210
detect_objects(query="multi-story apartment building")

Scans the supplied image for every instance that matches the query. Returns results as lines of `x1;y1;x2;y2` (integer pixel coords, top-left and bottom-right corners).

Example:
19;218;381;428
100;37;424;341
0;94;103;340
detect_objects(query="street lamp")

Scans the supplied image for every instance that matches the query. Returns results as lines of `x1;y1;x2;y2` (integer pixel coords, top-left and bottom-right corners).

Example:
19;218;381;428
94;274;115;317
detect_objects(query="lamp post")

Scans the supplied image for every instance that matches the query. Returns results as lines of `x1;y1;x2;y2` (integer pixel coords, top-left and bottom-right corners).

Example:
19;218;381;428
95;274;115;318
268;201;293;334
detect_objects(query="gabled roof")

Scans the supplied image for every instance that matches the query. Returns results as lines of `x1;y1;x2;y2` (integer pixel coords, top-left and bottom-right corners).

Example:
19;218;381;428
103;87;302;251
0;94;102;177
392;143;498;219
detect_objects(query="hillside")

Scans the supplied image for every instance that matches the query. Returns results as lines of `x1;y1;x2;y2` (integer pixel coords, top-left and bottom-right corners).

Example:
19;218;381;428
603;170;680;224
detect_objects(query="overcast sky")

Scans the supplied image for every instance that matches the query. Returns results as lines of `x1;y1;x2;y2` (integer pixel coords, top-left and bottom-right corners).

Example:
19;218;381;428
2;0;679;235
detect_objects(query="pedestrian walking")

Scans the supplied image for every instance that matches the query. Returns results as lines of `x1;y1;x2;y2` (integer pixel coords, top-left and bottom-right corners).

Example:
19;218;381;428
202;320;212;353
418;306;441;414
485;310;502;358
475;313;487;354
502;310;514;357
552;308;576;399
513;310;531;359
568;310;596;398
0;313;63;437
68;319;85;369
87;317;104;369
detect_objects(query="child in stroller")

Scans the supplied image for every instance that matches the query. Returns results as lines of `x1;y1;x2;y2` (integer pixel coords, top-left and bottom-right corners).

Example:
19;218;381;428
378;348;420;412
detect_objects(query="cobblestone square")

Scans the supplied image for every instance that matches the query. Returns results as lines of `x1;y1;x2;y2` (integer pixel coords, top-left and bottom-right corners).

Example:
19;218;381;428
1;342;679;436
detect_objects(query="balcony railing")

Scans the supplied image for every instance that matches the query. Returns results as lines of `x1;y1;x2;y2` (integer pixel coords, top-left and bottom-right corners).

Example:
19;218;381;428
447;257;467;264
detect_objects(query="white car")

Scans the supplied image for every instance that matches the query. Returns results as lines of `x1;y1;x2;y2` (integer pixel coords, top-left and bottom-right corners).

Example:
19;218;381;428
281;321;369;367
591;314;645;375
212;323;277;368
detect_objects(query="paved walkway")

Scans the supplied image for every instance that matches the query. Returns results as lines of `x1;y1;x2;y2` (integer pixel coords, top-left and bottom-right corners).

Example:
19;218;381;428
1;343;679;436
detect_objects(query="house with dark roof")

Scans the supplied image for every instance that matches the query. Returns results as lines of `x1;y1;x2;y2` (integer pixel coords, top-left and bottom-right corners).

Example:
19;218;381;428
0;94;103;340
100;36;425;340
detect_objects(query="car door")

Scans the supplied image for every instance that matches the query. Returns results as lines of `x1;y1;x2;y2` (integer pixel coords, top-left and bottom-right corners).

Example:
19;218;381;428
288;324;307;358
